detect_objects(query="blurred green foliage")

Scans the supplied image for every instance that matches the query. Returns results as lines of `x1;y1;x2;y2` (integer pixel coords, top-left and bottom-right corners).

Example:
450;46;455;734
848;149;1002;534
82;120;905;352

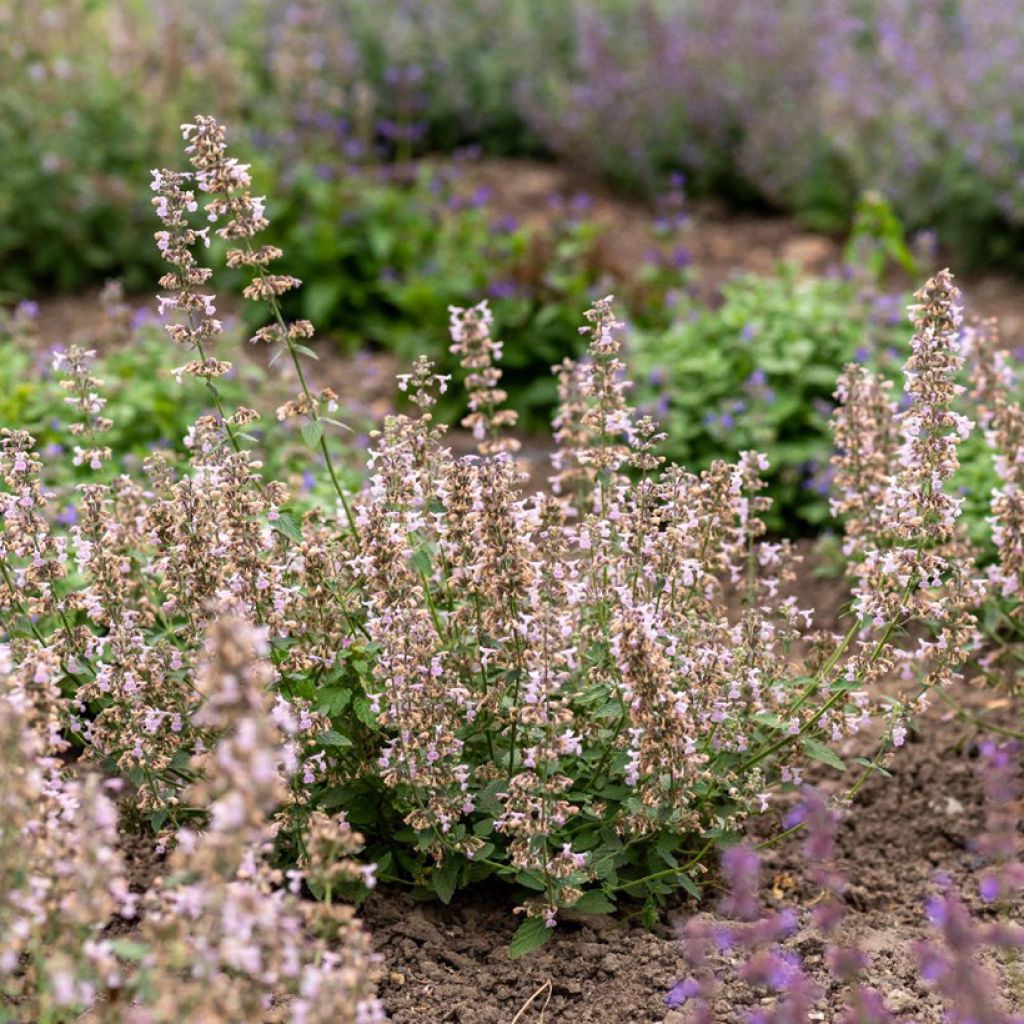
259;163;610;428
0;311;361;508
630;267;1002;536
7;0;1024;304
630;269;903;531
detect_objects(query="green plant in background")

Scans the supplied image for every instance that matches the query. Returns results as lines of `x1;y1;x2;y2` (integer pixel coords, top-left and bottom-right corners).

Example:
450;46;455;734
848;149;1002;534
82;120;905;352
629;268;911;531
10;0;1024;300
262;161;610;428
0;300;363;510
629;263;1008;538
843;190;919;283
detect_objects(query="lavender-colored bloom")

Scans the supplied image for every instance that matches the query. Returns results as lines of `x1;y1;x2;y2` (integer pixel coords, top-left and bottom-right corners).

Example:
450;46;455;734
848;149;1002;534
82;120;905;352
492;215;519;234
470;185;492;209
665;976;700;1007
487;279;518;300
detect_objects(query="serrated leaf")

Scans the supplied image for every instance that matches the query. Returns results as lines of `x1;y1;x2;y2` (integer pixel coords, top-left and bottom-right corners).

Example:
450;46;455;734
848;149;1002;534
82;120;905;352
802;737;846;771
432;857;460;905
318;786;350;810
315;687;352;717
516;870;548;892
677;872;701;900
572;890;615;914
352;696;379;730
754;712;786;732
654;831;679;868
272;511;304;545
319;728;353;749
510;917;553;958
301;420;324;449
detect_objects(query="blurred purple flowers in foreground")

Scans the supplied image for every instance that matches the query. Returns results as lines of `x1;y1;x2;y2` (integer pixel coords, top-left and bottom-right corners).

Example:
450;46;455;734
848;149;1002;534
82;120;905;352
669;742;1024;1023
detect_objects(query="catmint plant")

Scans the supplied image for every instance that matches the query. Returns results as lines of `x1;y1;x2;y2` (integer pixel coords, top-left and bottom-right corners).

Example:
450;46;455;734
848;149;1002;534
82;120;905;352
0;118;1000;969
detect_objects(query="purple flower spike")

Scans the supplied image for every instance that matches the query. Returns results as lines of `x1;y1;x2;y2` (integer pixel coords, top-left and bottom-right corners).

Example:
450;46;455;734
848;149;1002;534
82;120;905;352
666;976;700;1007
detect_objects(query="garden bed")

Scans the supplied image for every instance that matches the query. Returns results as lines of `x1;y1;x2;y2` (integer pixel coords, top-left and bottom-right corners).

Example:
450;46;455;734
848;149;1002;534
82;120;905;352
7;148;1024;1023
366;693;1015;1023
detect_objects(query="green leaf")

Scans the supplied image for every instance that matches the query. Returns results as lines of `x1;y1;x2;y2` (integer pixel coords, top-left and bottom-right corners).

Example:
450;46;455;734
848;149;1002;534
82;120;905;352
316;687;352;717
572;890;615;914
301;420;324;449
853;756;892;778
272;511;304;545
110;939;148;961
319;728;353;749
432;857;460;905
677;872;701;900
515;870;548;892
411;548;432;577
322;416;354;432
352;695;379;730
654;831;680;868
802;737;846;771
510;917;553;958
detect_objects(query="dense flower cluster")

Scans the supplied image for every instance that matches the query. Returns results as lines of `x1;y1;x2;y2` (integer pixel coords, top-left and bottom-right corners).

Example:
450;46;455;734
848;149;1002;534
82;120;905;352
137;615;383;1024
448;300;520;456
0;616;382;1023
150;164;229;385
830;271;985;738
0;121;1012;985
967;318;1024;604
53;344;113;471
180;117;336;427
0;649;135;1020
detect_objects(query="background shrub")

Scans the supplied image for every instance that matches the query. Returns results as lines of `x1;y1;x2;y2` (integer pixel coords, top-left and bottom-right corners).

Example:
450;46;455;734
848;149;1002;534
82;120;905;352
8;0;1024;300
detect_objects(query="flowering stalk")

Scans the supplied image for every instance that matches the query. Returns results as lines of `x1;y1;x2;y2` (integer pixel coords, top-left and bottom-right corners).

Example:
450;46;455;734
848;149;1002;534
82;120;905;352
53;345;113;472
448;299;520;456
150;164;244;453
180;115;358;537
831;269;985;729
138;615;382;1023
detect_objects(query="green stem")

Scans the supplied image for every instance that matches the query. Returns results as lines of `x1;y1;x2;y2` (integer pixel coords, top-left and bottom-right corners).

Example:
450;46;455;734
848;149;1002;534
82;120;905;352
933;687;1023;740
